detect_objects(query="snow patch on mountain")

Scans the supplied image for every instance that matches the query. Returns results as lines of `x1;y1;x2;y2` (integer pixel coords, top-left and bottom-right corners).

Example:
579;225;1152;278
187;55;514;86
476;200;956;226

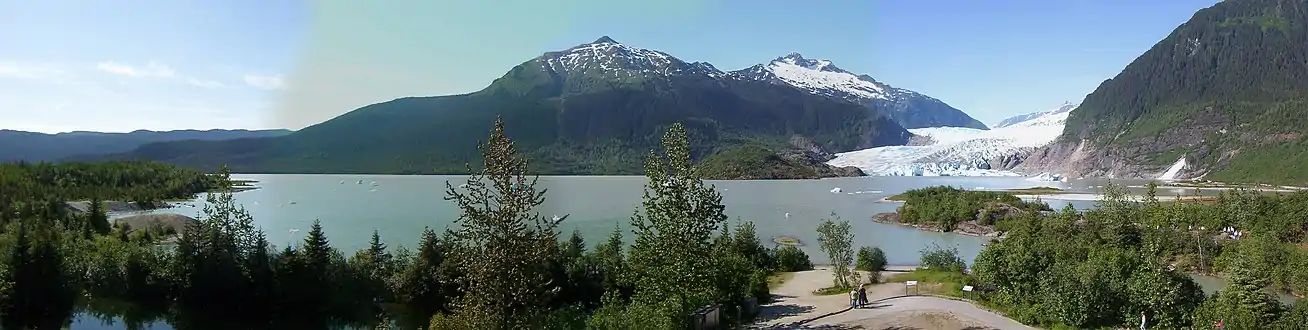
538;36;722;79
730;53;985;129
828;102;1076;177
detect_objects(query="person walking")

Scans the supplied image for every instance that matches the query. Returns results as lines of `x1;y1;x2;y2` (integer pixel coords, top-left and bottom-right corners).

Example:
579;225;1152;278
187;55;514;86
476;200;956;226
857;286;868;308
849;288;858;309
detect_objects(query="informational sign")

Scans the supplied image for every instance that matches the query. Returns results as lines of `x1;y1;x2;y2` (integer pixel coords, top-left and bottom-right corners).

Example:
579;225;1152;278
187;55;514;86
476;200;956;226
962;285;974;292
906;281;918;286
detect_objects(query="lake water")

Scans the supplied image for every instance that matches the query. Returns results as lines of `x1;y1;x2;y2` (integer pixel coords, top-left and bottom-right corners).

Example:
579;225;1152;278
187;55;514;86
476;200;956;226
118;174;1108;266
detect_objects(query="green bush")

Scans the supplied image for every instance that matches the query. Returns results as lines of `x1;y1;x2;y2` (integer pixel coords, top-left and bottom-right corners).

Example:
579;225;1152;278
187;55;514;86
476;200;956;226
855;246;887;272
919;244;966;273
774;246;813;272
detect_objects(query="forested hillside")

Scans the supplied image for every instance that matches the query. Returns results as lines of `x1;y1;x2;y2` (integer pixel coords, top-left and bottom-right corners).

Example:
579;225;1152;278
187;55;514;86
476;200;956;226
103;38;912;175
0;129;290;162
1022;0;1308;184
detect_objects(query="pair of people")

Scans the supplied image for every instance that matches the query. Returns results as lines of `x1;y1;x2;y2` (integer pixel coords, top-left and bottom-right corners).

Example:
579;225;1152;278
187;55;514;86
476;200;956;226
848;286;868;308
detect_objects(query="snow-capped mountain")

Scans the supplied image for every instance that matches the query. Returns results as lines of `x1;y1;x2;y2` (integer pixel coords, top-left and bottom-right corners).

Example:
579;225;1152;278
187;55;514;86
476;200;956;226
827;102;1077;176
993;101;1078;128
536;36;724;82
731;53;988;130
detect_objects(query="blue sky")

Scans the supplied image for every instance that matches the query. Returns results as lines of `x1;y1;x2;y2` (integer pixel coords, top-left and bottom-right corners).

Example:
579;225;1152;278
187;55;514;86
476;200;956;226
0;0;1219;133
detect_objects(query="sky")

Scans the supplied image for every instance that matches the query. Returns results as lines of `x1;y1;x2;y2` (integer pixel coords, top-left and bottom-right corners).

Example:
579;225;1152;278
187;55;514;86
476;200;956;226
0;0;1222;133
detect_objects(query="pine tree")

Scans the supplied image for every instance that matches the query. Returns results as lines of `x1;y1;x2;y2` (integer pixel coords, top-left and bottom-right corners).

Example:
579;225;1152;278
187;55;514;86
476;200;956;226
88;196;111;235
434;118;563;328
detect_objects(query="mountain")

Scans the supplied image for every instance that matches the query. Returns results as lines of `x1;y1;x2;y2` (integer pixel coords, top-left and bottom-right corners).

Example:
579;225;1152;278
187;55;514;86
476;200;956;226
103;37;913;175
1019;0;1308;184
993;101;1077;128
0;129;292;162
733;53;988;130
828;103;1073;176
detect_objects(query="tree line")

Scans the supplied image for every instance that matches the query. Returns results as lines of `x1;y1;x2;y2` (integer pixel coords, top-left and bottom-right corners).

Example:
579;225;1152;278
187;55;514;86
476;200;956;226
968;182;1308;329
0;120;819;330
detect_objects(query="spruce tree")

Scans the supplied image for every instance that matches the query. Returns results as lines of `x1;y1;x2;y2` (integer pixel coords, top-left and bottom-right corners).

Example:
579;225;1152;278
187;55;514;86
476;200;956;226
434;118;563;328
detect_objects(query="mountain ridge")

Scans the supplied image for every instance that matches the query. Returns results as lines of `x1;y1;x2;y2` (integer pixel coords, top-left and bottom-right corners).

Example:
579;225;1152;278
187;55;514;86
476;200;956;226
97;37;922;175
730;52;988;130
0;129;292;163
1018;0;1308;184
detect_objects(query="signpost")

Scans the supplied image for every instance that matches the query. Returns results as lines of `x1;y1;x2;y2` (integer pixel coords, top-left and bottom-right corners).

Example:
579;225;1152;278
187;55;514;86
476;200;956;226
962;285;974;299
905;280;919;295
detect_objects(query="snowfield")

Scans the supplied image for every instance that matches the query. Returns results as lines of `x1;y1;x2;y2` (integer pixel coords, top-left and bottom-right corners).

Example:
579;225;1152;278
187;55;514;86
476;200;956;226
828;102;1076;177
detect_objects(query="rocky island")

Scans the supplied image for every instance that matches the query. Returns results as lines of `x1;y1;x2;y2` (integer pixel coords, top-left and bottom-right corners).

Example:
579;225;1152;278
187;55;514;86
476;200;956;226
872;186;1052;237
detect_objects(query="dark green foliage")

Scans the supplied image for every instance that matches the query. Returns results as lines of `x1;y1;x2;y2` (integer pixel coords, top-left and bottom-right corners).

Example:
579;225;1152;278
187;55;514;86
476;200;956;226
1055;0;1308;184
856;246;887;272
696;145;820;180
895;186;1051;231
969;181;1308;328
0;160;218;205
774;245;814;272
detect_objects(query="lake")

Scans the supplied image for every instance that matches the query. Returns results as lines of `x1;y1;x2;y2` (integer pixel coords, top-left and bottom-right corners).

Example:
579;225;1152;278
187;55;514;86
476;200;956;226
118;174;1105;266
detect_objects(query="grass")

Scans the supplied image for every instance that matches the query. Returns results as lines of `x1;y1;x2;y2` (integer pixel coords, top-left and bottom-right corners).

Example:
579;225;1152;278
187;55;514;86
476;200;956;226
886;270;970;297
767;272;795;290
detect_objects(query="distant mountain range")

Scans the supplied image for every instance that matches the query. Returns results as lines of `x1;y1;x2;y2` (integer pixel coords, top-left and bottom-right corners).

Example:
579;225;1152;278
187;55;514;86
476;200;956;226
993;102;1077;129
1019;0;1308;184
87;37;990;175
0;129;292;163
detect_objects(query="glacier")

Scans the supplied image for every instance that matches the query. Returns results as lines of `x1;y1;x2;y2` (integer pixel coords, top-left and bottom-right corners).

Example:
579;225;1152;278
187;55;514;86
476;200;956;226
828;102;1076;177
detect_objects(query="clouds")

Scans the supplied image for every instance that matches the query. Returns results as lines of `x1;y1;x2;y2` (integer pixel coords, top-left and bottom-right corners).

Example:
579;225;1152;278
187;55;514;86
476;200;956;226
1;59;286;132
96;61;176;78
242;74;284;90
186;78;227;89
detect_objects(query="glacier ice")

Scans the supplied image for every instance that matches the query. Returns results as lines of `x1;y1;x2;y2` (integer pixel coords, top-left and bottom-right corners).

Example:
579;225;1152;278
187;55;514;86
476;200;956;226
828;103;1075;177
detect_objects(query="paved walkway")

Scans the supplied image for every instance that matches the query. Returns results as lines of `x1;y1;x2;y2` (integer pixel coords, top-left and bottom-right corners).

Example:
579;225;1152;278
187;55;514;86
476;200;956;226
809;296;1036;330
749;267;1033;330
749;267;909;329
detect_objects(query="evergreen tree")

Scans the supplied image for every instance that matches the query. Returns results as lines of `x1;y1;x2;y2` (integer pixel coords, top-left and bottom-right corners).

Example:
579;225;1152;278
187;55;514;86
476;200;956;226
88;196;111;235
433;118;564;328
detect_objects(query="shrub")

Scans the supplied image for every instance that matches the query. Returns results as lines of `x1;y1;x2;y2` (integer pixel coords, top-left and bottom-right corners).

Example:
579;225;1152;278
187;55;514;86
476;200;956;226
920;243;966;273
774;246;813;272
856;246;887;272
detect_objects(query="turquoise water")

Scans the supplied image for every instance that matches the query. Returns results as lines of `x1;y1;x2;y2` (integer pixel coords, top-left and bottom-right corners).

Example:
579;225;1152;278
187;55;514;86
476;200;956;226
120;174;1076;266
